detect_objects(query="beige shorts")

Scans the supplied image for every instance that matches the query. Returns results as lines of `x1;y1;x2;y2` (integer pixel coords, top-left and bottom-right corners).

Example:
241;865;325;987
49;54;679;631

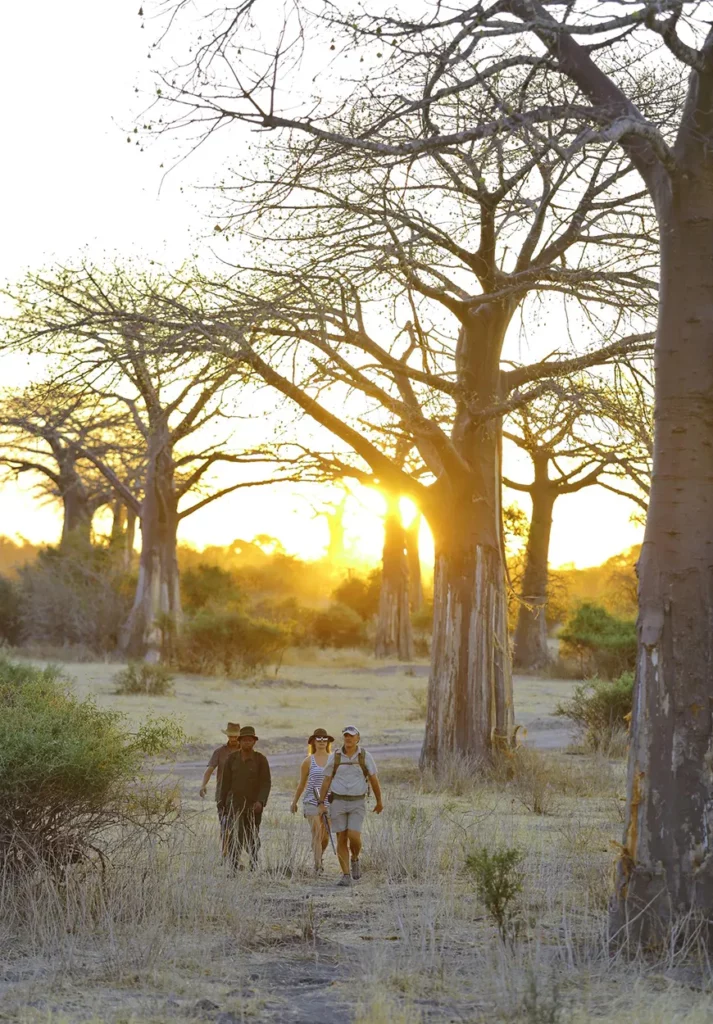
329;796;366;833
303;803;328;818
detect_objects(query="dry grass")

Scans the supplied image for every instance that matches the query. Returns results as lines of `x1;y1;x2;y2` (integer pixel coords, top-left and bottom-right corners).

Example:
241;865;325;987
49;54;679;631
3;760;713;1022
3;660;708;1022
12;656;581;754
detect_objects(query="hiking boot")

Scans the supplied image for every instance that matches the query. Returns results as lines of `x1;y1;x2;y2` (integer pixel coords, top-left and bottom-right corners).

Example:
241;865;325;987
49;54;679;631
337;873;352;887
350;859;361;880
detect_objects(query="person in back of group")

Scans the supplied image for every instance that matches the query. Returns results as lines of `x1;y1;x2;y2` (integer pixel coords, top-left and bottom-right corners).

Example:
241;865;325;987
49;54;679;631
218;726;271;871
318;725;383;887
199;722;240;852
290;728;334;873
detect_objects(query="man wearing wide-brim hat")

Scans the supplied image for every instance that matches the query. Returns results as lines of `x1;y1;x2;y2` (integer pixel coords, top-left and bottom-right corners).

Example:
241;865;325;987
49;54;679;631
200;722;241;850
218;726;272;871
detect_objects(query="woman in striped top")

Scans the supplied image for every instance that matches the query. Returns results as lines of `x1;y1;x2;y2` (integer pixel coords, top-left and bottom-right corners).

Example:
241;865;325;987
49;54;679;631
290;727;334;873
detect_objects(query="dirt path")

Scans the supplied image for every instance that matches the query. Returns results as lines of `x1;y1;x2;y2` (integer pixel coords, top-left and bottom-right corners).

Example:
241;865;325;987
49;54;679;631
158;714;576;785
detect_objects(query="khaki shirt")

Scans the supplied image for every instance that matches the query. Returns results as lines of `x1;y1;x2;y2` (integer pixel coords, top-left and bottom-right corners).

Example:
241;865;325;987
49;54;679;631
207;744;235;803
325;746;377;797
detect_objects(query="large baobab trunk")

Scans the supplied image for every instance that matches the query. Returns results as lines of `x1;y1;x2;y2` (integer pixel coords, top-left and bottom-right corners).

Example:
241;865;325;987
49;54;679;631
119;430;181;661
610;177;713;941
422;501;512;764
420;310;515;765
421;307;515;766
110;498;137;570
513;476;555;671
375;493;413;660
59;460;94;547
406;513;424;613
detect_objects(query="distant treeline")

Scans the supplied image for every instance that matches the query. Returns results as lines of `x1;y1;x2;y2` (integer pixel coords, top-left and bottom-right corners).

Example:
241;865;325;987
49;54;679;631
0;533;636;679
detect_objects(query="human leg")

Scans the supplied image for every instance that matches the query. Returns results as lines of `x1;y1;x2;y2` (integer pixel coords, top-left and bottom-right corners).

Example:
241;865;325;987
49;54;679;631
242;809;262;868
224;811;242;871
347;829;362;861
218;806;228;857
309;813;324;870
336;831;350;876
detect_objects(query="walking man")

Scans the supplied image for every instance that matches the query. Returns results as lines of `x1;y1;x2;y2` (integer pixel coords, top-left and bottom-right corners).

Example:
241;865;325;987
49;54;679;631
218;726;271;871
318;725;383;886
200;722;240;852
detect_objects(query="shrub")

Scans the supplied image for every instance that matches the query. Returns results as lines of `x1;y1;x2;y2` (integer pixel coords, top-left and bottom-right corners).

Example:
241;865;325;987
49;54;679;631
506;747;561;816
114;661;174;696
0;657;183;869
555;672;634;752
559;602;636;679
311;602;367;648
465;845;524;941
176;608;290;674
181;563;242;612
332;570;381;621
0;574;20;644
16;542;131;653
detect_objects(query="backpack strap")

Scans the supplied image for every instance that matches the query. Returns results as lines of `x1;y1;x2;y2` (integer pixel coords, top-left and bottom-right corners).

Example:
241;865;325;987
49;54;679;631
330;749;370;782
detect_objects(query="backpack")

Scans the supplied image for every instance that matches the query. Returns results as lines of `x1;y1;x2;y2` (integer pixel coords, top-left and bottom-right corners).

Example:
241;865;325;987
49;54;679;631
328;749;371;800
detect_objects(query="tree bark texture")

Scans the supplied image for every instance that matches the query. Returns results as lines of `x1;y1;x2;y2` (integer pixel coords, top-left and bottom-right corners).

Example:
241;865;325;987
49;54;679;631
59;458;95;547
611;169;713;941
119;426;182;661
421;307;514;764
513;476;556;672
375;495;413;660
422;530;512;765
110;499;137;570
406;514;424;612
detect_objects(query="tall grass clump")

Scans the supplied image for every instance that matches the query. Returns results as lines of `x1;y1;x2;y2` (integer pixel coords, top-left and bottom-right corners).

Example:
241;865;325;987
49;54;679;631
114;660;174;695
0;657;183;871
555;672;633;752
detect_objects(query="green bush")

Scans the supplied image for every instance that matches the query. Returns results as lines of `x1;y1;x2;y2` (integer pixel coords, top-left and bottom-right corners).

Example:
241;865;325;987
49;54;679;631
311;602;367;648
176;608;290;674
465;845;524;941
332;570;381;621
559;602;636;679
0;574;20;644
555;672;634;752
181;563;242;612
17;543;131;654
0;657;183;869
114;661;174;696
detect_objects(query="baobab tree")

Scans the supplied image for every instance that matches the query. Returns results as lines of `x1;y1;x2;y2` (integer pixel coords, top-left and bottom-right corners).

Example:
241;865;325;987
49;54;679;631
0;388;116;547
152;0;713;935
5;265;300;661
151;9;660;763
191;269;651;761
503;383;648;671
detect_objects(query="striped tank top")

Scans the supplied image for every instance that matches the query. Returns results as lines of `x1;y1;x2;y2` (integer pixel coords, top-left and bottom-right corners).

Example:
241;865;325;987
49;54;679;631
304;755;328;807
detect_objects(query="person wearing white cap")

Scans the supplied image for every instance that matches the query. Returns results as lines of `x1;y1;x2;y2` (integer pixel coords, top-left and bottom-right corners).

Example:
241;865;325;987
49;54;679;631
318;725;383;886
199;722;241;853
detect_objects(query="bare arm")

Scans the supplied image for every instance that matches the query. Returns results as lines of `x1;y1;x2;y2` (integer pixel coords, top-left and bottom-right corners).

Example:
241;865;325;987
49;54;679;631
291;758;311;813
370;775;384;814
199;765;215;798
318;769;334;806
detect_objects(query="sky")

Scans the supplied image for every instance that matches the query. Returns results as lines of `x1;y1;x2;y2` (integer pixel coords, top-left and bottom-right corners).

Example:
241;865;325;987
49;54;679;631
0;2;644;569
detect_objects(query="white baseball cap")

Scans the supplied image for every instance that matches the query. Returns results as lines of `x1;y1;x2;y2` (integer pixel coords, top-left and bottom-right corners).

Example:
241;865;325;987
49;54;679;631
342;725;360;736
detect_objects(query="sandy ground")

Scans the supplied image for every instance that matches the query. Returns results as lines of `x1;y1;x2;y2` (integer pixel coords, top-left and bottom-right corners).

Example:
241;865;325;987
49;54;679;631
40;653;580;751
13;657;691;1023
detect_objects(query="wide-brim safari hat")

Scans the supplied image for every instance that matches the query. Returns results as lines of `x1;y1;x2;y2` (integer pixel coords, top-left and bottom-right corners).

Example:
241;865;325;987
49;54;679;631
308;727;335;745
239;725;258;740
223;722;241;736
